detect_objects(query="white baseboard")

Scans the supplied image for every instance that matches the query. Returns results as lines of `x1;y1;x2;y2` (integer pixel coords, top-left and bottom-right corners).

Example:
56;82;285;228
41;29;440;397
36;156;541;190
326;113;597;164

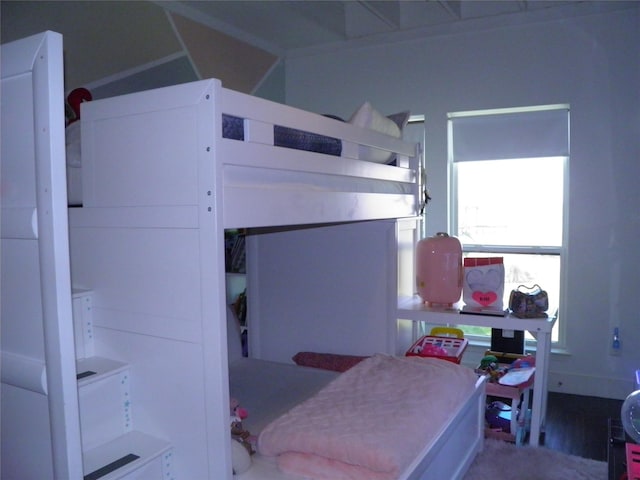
547;371;633;401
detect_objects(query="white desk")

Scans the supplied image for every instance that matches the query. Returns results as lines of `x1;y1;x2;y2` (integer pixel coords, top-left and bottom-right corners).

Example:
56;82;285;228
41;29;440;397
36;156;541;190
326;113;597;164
398;296;557;447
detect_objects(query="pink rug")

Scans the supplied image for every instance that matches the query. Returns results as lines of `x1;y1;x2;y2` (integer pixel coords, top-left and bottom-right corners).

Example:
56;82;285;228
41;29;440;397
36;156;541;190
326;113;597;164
464;438;606;480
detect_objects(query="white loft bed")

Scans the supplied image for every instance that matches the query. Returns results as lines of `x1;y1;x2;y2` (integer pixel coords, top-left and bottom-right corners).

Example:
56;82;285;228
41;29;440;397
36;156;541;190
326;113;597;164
65;77;485;480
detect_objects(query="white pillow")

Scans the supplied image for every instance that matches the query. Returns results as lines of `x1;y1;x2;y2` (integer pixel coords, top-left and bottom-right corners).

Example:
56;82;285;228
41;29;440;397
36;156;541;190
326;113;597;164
227;306;243;363
348;102;410;164
65;122;82;167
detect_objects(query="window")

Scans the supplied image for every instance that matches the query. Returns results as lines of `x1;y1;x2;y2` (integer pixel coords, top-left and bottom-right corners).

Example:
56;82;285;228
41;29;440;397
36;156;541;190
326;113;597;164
448;105;569;344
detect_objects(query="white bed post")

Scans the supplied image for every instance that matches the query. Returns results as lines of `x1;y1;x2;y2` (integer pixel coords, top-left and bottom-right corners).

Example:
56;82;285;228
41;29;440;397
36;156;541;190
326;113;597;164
32;31;84;480
196;81;235;479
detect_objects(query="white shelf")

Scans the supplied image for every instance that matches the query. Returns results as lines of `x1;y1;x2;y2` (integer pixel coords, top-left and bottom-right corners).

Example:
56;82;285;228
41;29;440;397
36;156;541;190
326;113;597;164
76;356;129;388
397;295;555;333
82;430;172;480
73;287;93;296
397;294;556;447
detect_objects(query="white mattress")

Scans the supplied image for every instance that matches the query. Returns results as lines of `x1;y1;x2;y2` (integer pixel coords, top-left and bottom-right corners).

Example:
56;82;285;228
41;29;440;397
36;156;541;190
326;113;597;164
228;357;338;435
229;357;484;480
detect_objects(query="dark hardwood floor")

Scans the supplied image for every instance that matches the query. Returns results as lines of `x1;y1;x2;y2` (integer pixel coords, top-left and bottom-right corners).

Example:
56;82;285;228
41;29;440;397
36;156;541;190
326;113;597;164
541;392;623;461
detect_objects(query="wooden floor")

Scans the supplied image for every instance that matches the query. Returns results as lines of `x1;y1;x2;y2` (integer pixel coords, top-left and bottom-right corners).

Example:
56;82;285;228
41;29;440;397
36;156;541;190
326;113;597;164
540;392;623;461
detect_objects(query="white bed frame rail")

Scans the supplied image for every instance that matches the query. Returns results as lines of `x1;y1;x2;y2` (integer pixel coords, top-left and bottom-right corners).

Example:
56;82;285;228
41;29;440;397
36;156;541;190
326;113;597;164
221;87;420;228
401;376;487;480
80;78;420;228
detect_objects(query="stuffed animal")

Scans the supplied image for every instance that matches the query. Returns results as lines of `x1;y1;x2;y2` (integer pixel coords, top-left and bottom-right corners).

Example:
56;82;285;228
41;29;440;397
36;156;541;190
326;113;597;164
229;398;254;474
230;397;248;421
230;439;251;475
230;416;254;455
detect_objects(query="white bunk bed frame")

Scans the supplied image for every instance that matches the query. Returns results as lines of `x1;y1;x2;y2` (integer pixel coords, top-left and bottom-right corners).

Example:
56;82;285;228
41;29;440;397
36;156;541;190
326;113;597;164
3;30;484;478
69;78;485;479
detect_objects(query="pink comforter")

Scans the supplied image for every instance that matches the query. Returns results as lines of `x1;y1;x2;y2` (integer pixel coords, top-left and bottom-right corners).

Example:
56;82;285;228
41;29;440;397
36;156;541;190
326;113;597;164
258;354;478;480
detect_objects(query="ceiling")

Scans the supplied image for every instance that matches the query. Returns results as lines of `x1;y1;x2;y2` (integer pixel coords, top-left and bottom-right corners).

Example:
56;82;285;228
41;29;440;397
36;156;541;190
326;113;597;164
162;1;586;55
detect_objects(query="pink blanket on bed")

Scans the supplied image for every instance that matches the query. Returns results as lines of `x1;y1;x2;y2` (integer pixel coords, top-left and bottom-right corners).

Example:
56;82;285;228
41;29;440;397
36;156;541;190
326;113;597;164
258;354;478;480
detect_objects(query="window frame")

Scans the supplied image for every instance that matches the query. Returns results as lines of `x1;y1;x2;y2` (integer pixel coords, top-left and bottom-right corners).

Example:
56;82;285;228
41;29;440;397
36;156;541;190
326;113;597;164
446;105;570;348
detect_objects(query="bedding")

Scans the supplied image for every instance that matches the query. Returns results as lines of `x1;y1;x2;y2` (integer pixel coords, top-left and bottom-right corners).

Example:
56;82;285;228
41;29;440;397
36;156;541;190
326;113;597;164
65;121;83;205
222;102;410;162
258;354;478;480
227;309;338;434
222;114;342;156
229;358;338;435
348;102;410;164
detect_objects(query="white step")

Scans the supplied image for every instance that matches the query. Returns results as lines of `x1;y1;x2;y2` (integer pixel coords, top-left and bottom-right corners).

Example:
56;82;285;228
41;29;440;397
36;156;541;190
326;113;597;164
82;430;173;480
76;356;128;387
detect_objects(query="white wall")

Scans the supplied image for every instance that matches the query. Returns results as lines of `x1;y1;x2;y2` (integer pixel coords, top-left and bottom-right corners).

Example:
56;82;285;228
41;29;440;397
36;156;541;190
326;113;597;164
285;5;640;399
247;221;398;363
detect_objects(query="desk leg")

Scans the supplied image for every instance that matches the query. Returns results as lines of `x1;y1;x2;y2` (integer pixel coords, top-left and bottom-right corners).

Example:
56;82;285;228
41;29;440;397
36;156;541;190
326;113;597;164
529;330;551;446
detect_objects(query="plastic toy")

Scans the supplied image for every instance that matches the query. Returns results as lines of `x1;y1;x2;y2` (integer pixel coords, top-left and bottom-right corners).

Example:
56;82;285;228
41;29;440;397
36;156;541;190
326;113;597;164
485;401;512;432
477;355;505;382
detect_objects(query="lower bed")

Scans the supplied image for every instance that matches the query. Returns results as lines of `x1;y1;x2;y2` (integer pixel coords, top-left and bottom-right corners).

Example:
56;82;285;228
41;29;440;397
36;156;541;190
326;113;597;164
229;355;486;480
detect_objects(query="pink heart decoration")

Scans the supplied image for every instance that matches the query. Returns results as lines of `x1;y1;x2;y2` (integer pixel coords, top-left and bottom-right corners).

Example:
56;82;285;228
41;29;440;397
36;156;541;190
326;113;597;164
472;291;497;307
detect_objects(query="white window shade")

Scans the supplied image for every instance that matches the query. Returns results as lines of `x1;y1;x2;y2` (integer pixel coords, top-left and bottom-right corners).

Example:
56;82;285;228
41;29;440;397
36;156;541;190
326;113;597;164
451;107;569;162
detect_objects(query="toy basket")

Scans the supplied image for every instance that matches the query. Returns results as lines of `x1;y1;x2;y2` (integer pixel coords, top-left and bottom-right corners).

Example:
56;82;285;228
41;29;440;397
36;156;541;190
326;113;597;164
405;335;468;364
627;442;640;480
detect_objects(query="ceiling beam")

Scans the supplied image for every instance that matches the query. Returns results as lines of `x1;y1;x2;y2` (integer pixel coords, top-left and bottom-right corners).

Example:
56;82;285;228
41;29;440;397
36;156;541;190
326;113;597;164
438;0;462;20
358;1;401;29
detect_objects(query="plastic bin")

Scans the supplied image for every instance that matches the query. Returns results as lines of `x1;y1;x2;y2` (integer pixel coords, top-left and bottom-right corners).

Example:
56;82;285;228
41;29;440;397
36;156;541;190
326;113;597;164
627;442;640;480
406;335;468;364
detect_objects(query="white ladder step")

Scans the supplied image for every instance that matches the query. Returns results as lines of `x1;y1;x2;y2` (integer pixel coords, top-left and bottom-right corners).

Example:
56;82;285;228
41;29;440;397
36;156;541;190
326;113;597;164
76;356;128;387
82;430;173;480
